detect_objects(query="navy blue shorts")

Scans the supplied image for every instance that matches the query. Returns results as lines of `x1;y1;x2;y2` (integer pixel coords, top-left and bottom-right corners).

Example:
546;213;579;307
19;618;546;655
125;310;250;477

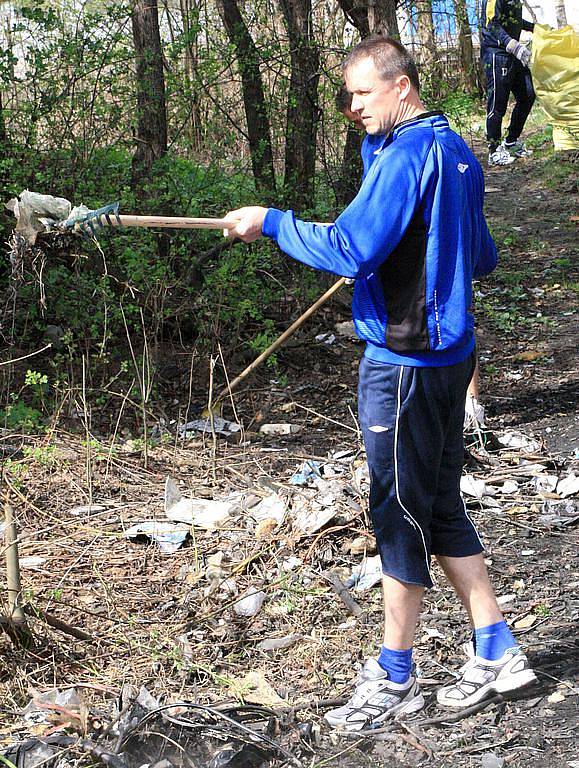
358;354;484;588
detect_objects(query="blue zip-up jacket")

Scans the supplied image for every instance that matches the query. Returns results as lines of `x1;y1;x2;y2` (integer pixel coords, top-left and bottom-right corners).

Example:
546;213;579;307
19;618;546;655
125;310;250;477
361;133;385;178
263;112;497;368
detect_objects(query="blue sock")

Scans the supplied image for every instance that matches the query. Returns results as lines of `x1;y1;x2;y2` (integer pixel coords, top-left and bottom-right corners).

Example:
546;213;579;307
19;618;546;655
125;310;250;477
377;645;413;683
474;621;517;661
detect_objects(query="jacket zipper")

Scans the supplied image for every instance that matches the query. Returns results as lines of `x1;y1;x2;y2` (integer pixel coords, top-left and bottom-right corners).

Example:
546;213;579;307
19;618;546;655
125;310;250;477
433;290;442;346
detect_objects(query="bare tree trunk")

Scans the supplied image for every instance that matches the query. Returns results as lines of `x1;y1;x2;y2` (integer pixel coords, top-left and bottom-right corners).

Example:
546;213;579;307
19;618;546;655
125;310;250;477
336;125;363;206
178;0;204;153
336;0;370;37
280;0;320;209
414;0;440;95
554;0;568;27
0;88;6;149
336;0;400;38
370;0;400;37
452;0;477;92
131;0;168;196
216;0;276;196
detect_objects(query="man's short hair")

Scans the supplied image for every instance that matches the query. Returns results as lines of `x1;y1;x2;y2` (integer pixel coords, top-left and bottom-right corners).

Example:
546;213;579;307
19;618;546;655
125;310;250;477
343;35;420;93
335;83;353;114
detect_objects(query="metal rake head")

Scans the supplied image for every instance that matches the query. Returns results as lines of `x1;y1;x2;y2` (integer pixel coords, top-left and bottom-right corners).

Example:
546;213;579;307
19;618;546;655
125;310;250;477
61;200;121;238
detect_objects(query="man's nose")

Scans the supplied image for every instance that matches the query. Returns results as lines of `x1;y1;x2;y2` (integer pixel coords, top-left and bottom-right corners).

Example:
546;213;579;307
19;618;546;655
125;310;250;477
350;95;363;113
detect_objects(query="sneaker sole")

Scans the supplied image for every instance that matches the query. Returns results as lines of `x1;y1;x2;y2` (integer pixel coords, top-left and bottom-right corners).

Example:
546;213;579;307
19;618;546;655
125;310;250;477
325;693;425;731
437;669;538;709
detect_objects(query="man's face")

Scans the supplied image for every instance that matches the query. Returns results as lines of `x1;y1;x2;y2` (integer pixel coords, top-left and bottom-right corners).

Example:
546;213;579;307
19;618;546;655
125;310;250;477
345;57;404;135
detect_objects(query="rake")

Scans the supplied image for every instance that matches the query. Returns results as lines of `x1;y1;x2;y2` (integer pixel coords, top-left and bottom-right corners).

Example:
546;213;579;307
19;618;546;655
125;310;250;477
59;200;239;238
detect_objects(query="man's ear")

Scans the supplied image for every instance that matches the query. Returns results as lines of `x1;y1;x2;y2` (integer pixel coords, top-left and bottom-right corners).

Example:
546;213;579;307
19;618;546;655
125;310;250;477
397;75;411;100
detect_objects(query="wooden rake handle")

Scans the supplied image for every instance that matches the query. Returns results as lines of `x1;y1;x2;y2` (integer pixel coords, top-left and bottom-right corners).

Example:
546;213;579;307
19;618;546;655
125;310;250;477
110;214;237;230
92;214;332;231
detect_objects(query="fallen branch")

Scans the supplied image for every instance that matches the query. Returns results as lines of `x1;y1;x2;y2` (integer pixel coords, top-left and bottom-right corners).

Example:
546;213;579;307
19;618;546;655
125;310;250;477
320;570;367;621
24;605;100;644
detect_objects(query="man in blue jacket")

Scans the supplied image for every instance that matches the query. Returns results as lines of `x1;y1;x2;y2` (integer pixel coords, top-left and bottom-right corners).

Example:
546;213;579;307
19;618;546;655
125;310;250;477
225;36;536;731
481;0;535;166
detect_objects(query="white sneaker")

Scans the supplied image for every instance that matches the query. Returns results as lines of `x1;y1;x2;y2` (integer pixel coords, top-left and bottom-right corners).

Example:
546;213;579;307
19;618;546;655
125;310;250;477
324;659;424;731
488;145;515;166
503;140;532;158
437;647;537;708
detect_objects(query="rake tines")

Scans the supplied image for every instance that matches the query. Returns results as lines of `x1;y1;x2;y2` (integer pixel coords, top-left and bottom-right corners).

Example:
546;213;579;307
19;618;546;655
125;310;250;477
61;201;122;238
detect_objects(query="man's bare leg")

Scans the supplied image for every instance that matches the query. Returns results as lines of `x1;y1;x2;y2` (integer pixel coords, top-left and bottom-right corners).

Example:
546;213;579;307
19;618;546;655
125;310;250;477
436;552;503;627
465;358;486;429
436;552;537;707
467;357;480;402
382;574;425;649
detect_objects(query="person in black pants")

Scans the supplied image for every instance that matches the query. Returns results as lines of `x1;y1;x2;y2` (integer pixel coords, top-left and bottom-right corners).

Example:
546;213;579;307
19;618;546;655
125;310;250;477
481;0;535;166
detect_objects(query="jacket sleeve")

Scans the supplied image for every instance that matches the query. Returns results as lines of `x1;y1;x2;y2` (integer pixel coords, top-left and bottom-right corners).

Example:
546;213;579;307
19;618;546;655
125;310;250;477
486;0;516;49
522;18;534;32
263;137;433;279
474;218;498;278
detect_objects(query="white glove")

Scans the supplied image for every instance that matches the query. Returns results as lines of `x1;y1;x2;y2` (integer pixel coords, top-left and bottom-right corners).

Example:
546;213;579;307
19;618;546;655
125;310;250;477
506;39;531;67
464;396;486;430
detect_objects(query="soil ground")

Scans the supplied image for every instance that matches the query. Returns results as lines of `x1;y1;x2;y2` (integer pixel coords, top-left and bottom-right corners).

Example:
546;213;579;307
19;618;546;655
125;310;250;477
1;129;577;767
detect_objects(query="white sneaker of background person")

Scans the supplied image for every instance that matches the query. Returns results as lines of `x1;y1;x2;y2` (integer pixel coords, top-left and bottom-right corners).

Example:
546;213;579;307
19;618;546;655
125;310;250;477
502;139;532;158
488;144;515;166
464;394;486;430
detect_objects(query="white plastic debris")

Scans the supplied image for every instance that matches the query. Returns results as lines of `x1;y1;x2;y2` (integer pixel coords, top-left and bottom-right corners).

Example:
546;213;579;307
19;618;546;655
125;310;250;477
353;461;370;494
8;190;72;244
347;554;383;592
257;634;303;652
315;331;336;345
497;593;516;606
164;477;233;529
289;459;322;485
178;416;241;438
69;504;107;515
421;627;445;640
281;556;303;572
557;473;579;498
248;492;287;526
533;475;559;493
460;474;487;499
539;500;579;527
19;556;47;569
233;588;267;617
498;431;542;453
481;753;505;768
23;688;81;724
259;423;301;436
499;480;519;494
124;521;190;554
292;502;336;536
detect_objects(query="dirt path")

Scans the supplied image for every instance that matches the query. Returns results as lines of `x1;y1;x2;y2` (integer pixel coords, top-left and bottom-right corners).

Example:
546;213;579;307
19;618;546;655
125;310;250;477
1;137;577;768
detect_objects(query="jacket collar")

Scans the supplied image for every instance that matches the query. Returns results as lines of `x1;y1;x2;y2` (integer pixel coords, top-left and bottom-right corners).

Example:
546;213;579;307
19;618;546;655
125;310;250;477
373;110;447;154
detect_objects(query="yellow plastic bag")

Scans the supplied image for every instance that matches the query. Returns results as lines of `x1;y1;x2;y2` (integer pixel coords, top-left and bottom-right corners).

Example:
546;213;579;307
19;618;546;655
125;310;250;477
531;24;579;151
